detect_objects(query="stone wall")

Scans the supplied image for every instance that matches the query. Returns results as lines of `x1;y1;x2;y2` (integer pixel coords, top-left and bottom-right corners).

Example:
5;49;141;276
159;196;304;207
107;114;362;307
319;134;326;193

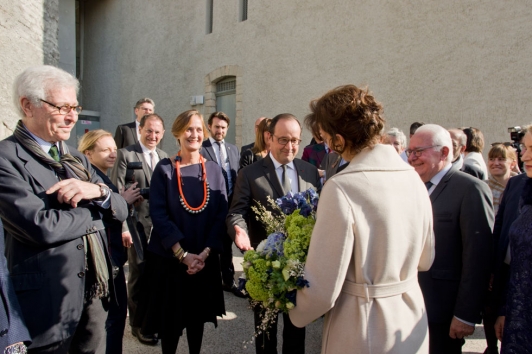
81;1;532;153
0;0;58;139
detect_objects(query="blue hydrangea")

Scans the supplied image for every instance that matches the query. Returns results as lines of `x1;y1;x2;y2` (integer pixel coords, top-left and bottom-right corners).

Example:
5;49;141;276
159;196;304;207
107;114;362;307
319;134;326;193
261;232;286;257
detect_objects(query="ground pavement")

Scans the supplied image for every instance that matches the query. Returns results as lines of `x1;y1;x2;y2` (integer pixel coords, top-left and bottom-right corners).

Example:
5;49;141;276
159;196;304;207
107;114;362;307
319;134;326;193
123;247;498;353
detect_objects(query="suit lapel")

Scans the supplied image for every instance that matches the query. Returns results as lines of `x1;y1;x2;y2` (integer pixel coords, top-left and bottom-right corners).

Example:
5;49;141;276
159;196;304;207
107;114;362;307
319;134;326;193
293;159;305;192
262;155;285;197
17;145;58;191
202;140;218;163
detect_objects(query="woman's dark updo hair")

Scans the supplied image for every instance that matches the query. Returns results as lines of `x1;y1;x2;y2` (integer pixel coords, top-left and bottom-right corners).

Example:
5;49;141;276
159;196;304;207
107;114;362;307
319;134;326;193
305;85;385;155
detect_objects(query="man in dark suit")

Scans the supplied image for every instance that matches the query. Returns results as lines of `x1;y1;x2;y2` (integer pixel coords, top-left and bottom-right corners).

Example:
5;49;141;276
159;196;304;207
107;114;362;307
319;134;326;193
227;113;320;354
114;98;163;149
448;128;485;180
200;111;244;298
408;124;494;354
240;116;266;153
111;113;168;345
0;219;31;353
0;65;127;353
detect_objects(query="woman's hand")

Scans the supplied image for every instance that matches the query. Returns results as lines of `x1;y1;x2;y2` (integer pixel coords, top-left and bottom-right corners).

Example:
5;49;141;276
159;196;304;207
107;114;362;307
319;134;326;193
120;182;141;204
183;253;205;274
495;316;505;341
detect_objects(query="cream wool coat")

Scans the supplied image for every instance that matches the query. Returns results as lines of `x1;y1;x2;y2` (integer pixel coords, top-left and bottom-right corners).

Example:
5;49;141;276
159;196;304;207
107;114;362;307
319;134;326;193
289;144;435;354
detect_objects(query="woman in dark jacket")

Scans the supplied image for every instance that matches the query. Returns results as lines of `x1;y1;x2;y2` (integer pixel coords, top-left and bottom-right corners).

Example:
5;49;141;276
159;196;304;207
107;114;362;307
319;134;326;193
239;117;271;170
79;129;140;354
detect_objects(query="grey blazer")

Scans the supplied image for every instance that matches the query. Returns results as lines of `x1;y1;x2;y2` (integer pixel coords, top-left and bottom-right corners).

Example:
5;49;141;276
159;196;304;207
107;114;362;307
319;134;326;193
226;155;321;247
110;142;168;258
418;164;494;324
0;135;127;348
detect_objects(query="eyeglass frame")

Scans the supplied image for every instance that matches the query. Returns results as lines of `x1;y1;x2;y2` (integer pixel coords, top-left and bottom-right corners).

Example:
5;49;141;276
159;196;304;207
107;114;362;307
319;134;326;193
405;145;442;158
272;135;302;146
40;99;82;115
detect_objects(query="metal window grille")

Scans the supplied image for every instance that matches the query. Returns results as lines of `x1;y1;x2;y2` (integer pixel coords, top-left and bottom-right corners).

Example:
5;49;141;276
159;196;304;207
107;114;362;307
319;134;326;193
217;80;236;93
241;0;248;21
206;0;213;34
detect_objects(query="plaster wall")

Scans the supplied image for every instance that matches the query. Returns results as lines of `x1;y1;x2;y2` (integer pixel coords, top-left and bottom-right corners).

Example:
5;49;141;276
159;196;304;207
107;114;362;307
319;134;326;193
81;0;532;154
0;0;59;139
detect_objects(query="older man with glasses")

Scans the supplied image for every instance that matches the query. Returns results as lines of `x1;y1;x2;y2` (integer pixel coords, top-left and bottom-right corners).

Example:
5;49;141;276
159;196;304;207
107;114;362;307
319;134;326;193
0;65;128;353
407;124;494;354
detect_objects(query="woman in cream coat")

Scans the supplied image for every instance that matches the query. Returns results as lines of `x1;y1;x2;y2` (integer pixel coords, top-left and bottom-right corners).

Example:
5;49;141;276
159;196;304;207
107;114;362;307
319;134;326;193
289;85;435;354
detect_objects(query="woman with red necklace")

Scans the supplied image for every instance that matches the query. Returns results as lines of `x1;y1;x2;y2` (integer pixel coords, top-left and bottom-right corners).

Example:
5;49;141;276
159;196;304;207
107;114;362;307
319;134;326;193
136;110;227;354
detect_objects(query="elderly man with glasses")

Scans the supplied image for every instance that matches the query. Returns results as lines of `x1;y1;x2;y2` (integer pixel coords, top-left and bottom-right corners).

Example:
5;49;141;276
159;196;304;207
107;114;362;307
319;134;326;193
227;113;321;354
0;65;128;353
407;124;494;354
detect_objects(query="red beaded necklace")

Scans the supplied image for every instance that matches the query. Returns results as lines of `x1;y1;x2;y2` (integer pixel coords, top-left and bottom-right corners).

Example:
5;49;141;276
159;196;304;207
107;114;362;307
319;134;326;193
175;152;210;214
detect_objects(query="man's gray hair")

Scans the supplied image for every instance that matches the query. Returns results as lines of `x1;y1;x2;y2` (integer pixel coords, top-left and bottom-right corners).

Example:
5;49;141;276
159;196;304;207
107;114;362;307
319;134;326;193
13;65;79;118
386;127;407;149
415;124;453;162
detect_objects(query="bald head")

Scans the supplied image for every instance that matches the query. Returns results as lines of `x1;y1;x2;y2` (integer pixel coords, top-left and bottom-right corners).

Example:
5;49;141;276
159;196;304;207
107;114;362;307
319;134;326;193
255;117;266;133
448;128;467;162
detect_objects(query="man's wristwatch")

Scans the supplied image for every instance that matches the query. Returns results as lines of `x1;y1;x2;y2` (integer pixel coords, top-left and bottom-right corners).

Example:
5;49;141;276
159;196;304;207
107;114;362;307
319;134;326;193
4;343;27;354
96;183;111;200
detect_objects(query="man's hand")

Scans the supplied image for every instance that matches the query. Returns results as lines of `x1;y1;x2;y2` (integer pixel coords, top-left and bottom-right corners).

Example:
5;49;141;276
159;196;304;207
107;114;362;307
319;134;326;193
234;225;253;251
122;231;133;248
449;317;475;339
120;182;141;205
46;179;101;207
495;316;505;341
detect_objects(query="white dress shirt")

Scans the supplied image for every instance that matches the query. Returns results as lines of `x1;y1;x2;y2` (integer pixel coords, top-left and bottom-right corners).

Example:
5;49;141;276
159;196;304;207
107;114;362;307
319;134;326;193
139;142;159;170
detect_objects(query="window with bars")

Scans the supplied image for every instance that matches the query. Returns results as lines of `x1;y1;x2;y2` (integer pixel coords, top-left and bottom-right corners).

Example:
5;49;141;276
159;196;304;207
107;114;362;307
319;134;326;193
216;80;236;93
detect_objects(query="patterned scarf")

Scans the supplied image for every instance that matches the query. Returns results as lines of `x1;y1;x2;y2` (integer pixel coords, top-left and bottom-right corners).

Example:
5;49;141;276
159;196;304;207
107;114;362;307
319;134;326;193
14;120;109;299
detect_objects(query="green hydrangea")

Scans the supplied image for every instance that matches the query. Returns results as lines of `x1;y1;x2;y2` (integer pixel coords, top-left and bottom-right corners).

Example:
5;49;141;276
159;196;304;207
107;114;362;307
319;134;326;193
284;211;315;262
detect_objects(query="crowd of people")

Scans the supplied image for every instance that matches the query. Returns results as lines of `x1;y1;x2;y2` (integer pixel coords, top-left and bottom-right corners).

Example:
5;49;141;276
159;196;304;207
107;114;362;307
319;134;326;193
0;64;531;354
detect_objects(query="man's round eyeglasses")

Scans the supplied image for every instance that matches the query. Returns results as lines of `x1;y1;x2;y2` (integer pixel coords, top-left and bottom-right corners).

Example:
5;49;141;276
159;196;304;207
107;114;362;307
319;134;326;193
405;145;441;158
40;99;82;115
273;135;302;146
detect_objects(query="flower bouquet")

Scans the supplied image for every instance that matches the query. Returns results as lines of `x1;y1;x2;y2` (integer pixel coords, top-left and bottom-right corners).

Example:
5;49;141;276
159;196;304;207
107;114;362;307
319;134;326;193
240;188;319;335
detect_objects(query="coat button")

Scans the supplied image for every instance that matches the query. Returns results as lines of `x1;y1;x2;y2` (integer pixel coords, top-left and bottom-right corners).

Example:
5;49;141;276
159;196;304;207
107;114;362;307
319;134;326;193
78;272;85;278
77;244;84;250
0;328;8;337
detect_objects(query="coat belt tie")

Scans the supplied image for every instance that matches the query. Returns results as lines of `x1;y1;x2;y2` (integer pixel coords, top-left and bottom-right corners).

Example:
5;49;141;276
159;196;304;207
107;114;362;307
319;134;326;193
341;276;418;303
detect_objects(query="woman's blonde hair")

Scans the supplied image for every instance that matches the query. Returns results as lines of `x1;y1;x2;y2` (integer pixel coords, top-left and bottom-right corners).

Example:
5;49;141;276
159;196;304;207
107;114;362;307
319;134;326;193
78;129;113;154
251;118;271;154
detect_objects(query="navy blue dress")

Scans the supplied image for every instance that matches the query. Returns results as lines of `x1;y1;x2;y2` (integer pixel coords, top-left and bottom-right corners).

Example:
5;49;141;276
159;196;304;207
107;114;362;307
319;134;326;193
135;158;227;338
502;178;532;354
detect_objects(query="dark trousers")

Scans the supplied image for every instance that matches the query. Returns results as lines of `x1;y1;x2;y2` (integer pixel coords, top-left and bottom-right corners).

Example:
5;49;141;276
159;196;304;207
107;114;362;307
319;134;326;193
254;307;305;354
161;323;204;354
106;267;127;354
127;243;145;328
28;296;107;354
428;322;465;354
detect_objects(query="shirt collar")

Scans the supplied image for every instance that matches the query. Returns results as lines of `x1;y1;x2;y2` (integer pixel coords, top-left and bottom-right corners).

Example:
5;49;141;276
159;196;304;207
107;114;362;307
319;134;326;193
139;141;156;153
209;137;224;145
429;162;452;186
24;123;55;153
269;152;295;170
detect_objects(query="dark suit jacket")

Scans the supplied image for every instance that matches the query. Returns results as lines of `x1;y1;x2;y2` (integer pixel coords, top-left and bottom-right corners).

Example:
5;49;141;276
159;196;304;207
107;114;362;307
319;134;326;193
0;220;31;351
200;139;239;198
240;142;254;154
226;155;321;248
418;164;494;324
321;152;342;182
110;142;168;260
114;121;164;150
0;136;127;348
491;173;528;311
